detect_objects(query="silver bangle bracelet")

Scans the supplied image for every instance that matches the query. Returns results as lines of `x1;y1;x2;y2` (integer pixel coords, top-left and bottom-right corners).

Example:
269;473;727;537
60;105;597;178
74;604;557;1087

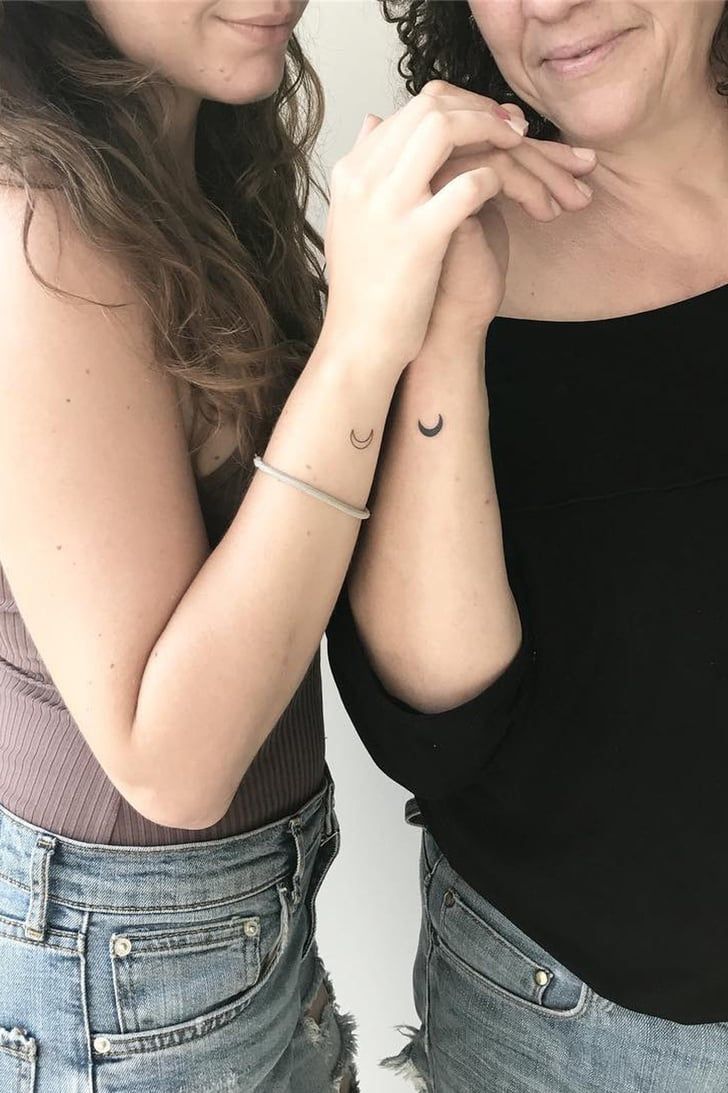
253;455;370;521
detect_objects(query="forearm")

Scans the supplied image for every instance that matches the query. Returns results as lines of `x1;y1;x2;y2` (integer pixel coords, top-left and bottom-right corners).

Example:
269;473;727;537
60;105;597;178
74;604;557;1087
123;344;397;827
349;332;521;715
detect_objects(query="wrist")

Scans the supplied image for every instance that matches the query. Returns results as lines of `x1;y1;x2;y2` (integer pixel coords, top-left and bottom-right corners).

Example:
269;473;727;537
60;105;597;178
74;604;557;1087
412;323;489;371
315;318;408;383
306;330;400;407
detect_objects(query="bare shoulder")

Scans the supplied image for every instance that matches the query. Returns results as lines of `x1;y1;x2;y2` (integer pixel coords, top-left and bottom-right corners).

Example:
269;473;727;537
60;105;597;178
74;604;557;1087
0;184;137;304
0;185;143;372
0;184;183;423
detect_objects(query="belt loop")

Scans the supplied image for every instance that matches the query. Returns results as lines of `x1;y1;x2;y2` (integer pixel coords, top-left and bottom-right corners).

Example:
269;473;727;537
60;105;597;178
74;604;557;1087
405;798;425;828
324;779;336;838
24;835;56;942
288;818;305;908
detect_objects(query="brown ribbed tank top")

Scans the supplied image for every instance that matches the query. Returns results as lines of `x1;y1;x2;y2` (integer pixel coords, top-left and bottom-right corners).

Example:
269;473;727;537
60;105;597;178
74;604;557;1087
0;454;326;845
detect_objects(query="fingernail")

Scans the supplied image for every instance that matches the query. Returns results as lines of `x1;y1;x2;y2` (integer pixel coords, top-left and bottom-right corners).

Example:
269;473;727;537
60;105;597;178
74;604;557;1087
574;180;593;199
572;147;596;161
506;118;529;136
493;105;512;120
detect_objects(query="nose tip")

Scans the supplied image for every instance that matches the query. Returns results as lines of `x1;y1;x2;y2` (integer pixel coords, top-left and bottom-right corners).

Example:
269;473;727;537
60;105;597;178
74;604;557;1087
522;0;589;23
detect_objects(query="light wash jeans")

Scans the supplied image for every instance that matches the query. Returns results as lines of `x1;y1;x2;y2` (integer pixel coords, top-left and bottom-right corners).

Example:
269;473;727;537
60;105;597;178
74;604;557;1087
388;808;728;1093
0;778;356;1092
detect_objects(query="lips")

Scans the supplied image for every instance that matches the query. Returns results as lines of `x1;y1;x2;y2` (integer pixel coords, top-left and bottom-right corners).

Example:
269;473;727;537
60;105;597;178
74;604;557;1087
541;29;631;64
223;17;294;28
220;7;298;28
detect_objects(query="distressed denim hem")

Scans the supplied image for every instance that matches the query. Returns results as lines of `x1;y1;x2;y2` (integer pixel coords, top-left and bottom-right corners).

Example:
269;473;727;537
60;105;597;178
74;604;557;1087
301;958;359;1091
382;1025;431;1092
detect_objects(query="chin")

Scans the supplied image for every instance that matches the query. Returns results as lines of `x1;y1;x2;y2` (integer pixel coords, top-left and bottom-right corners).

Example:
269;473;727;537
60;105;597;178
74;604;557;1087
200;64;286;106
547;91;646;148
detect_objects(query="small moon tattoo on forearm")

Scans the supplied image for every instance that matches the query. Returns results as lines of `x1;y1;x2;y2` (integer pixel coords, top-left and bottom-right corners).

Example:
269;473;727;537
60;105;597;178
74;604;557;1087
418;414;444;438
350;428;374;450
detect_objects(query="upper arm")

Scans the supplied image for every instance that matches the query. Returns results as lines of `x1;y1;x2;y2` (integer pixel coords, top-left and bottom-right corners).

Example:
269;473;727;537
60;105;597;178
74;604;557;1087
0;189;210;783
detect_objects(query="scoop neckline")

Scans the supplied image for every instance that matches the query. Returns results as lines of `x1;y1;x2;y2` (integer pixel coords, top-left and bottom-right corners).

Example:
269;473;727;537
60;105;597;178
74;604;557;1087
495;278;728;327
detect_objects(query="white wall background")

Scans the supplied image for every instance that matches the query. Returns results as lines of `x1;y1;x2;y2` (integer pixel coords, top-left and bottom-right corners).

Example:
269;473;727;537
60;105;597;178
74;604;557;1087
298;4;423;1090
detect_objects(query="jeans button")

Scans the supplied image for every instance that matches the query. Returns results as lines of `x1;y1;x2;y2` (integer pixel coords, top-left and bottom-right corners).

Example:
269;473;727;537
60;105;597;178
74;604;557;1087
112;936;132;958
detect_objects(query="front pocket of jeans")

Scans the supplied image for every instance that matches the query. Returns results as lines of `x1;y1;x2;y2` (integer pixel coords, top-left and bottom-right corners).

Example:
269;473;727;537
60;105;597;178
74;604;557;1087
111;910;263;1034
95;885;292;1058
436;887;587;1018
0;1027;37;1093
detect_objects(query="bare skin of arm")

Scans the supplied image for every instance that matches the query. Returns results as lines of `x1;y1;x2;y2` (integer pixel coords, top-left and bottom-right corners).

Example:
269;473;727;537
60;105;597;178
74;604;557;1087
0;87;523;827
0;192;397;829
347;87;597;714
349;317;522;715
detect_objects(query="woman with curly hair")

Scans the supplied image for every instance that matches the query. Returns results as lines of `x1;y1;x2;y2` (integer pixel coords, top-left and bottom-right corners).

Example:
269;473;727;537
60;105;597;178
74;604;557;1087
0;1;591;1089
328;1;728;1089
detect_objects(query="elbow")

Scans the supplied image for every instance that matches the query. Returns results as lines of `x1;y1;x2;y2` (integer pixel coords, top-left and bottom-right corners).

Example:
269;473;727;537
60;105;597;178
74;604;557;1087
113;701;281;831
382;669;490;716
381;643;524;715
117;781;238;832
114;717;259;831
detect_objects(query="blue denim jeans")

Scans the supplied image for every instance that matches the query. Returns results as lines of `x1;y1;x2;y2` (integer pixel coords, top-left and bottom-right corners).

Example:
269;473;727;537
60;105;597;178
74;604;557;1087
387;812;728;1093
0;778;356;1093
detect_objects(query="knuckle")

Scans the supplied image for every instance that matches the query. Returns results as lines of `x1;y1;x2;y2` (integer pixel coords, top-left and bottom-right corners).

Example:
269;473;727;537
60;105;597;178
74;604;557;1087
347;175;368;201
369;184;394;217
330;157;349;185
406;93;429;118
460;173;485;203
421;109;450;141
421;79;451;98
331;158;365;197
481;166;500;191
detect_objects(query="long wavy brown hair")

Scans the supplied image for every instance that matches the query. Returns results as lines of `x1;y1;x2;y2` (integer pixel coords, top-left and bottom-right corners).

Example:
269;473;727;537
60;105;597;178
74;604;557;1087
381;0;728;142
0;0;327;462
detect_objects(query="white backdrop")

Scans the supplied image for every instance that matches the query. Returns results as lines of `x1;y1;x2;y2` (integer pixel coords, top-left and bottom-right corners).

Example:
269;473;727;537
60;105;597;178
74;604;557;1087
298;4;424;1090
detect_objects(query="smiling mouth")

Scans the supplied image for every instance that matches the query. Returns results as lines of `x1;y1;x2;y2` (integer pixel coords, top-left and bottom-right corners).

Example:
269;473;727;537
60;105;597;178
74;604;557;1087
536;27;638;79
566;44;605;60
542;28;633;65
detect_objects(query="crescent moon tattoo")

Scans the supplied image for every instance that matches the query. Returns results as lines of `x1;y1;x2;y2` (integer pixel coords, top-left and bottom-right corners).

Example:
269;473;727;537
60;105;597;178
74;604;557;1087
418;414;444;438
350;428;374;450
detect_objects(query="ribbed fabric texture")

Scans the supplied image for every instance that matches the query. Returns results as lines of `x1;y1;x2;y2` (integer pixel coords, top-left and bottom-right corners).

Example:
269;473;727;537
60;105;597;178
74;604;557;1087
0;455;325;845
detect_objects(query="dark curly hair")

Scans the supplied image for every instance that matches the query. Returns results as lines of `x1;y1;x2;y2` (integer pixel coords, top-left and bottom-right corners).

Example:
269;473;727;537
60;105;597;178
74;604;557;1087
381;0;728;142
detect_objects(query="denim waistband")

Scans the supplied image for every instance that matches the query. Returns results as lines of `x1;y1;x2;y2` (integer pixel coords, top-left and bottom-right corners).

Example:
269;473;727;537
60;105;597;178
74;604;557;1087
0;776;335;927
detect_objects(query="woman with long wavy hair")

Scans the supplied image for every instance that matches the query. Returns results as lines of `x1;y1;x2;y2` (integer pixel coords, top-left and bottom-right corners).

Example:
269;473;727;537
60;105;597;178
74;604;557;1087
328;0;728;1090
0;1;585;1089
